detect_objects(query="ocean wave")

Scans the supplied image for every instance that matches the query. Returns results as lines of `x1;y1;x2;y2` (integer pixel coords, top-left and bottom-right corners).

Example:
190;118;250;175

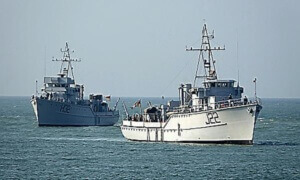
0;115;21;119
255;141;298;146
29;137;126;142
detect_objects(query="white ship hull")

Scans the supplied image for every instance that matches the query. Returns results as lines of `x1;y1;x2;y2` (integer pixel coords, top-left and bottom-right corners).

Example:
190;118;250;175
31;98;119;126
121;104;261;144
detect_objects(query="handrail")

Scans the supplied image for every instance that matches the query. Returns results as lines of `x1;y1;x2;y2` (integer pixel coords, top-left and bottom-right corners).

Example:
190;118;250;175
123;97;261;123
171;97;258;112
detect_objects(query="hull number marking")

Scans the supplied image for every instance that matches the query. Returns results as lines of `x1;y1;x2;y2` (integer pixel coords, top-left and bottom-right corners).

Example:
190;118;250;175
206;112;221;124
60;104;71;113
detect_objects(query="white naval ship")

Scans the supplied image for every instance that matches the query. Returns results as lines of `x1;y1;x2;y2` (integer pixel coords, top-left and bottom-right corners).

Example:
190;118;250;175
31;42;119;126
121;24;262;144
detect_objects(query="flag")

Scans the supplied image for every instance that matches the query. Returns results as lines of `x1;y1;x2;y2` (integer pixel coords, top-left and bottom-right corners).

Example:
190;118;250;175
105;95;111;101
131;99;141;109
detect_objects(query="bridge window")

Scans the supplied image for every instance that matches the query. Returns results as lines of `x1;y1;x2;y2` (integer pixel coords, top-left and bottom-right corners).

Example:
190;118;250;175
204;83;210;88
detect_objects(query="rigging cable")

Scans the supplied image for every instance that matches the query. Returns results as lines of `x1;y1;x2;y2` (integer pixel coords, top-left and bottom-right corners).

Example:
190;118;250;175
159;53;196;96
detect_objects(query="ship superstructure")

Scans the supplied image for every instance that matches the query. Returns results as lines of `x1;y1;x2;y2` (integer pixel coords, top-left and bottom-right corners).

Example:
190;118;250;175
31;43;119;126
121;24;262;144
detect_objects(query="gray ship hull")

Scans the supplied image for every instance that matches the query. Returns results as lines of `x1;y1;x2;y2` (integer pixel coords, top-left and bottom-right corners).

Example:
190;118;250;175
31;98;119;126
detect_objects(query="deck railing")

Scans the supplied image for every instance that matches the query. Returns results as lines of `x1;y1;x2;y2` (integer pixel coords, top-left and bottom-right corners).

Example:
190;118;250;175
123;97;261;122
172;97;260;113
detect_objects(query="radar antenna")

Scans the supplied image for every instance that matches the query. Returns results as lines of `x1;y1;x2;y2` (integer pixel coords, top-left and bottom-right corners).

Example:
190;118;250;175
186;24;225;86
52;42;81;80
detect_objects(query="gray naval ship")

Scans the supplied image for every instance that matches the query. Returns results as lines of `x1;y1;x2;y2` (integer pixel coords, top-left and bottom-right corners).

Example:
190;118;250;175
121;24;262;144
31;42;119;126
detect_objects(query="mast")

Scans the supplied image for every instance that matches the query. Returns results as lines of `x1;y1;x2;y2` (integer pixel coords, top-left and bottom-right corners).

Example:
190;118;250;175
52;42;81;80
186;24;225;86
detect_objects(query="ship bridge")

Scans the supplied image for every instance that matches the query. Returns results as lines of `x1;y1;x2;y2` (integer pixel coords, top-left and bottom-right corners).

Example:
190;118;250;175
200;79;243;102
44;76;75;86
178;80;244;108
43;75;75;92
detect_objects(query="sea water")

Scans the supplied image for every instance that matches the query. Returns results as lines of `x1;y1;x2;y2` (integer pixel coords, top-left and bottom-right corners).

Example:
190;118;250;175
0;97;299;179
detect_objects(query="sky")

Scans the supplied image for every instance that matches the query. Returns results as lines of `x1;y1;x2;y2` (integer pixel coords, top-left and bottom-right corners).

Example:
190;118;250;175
0;0;299;98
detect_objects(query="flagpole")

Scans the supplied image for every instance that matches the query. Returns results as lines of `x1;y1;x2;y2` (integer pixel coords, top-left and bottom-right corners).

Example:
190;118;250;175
140;99;142;116
253;78;257;100
35;80;38;96
255;81;256;99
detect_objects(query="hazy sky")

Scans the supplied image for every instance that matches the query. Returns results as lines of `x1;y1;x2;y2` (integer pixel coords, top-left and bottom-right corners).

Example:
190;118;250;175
0;0;299;98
